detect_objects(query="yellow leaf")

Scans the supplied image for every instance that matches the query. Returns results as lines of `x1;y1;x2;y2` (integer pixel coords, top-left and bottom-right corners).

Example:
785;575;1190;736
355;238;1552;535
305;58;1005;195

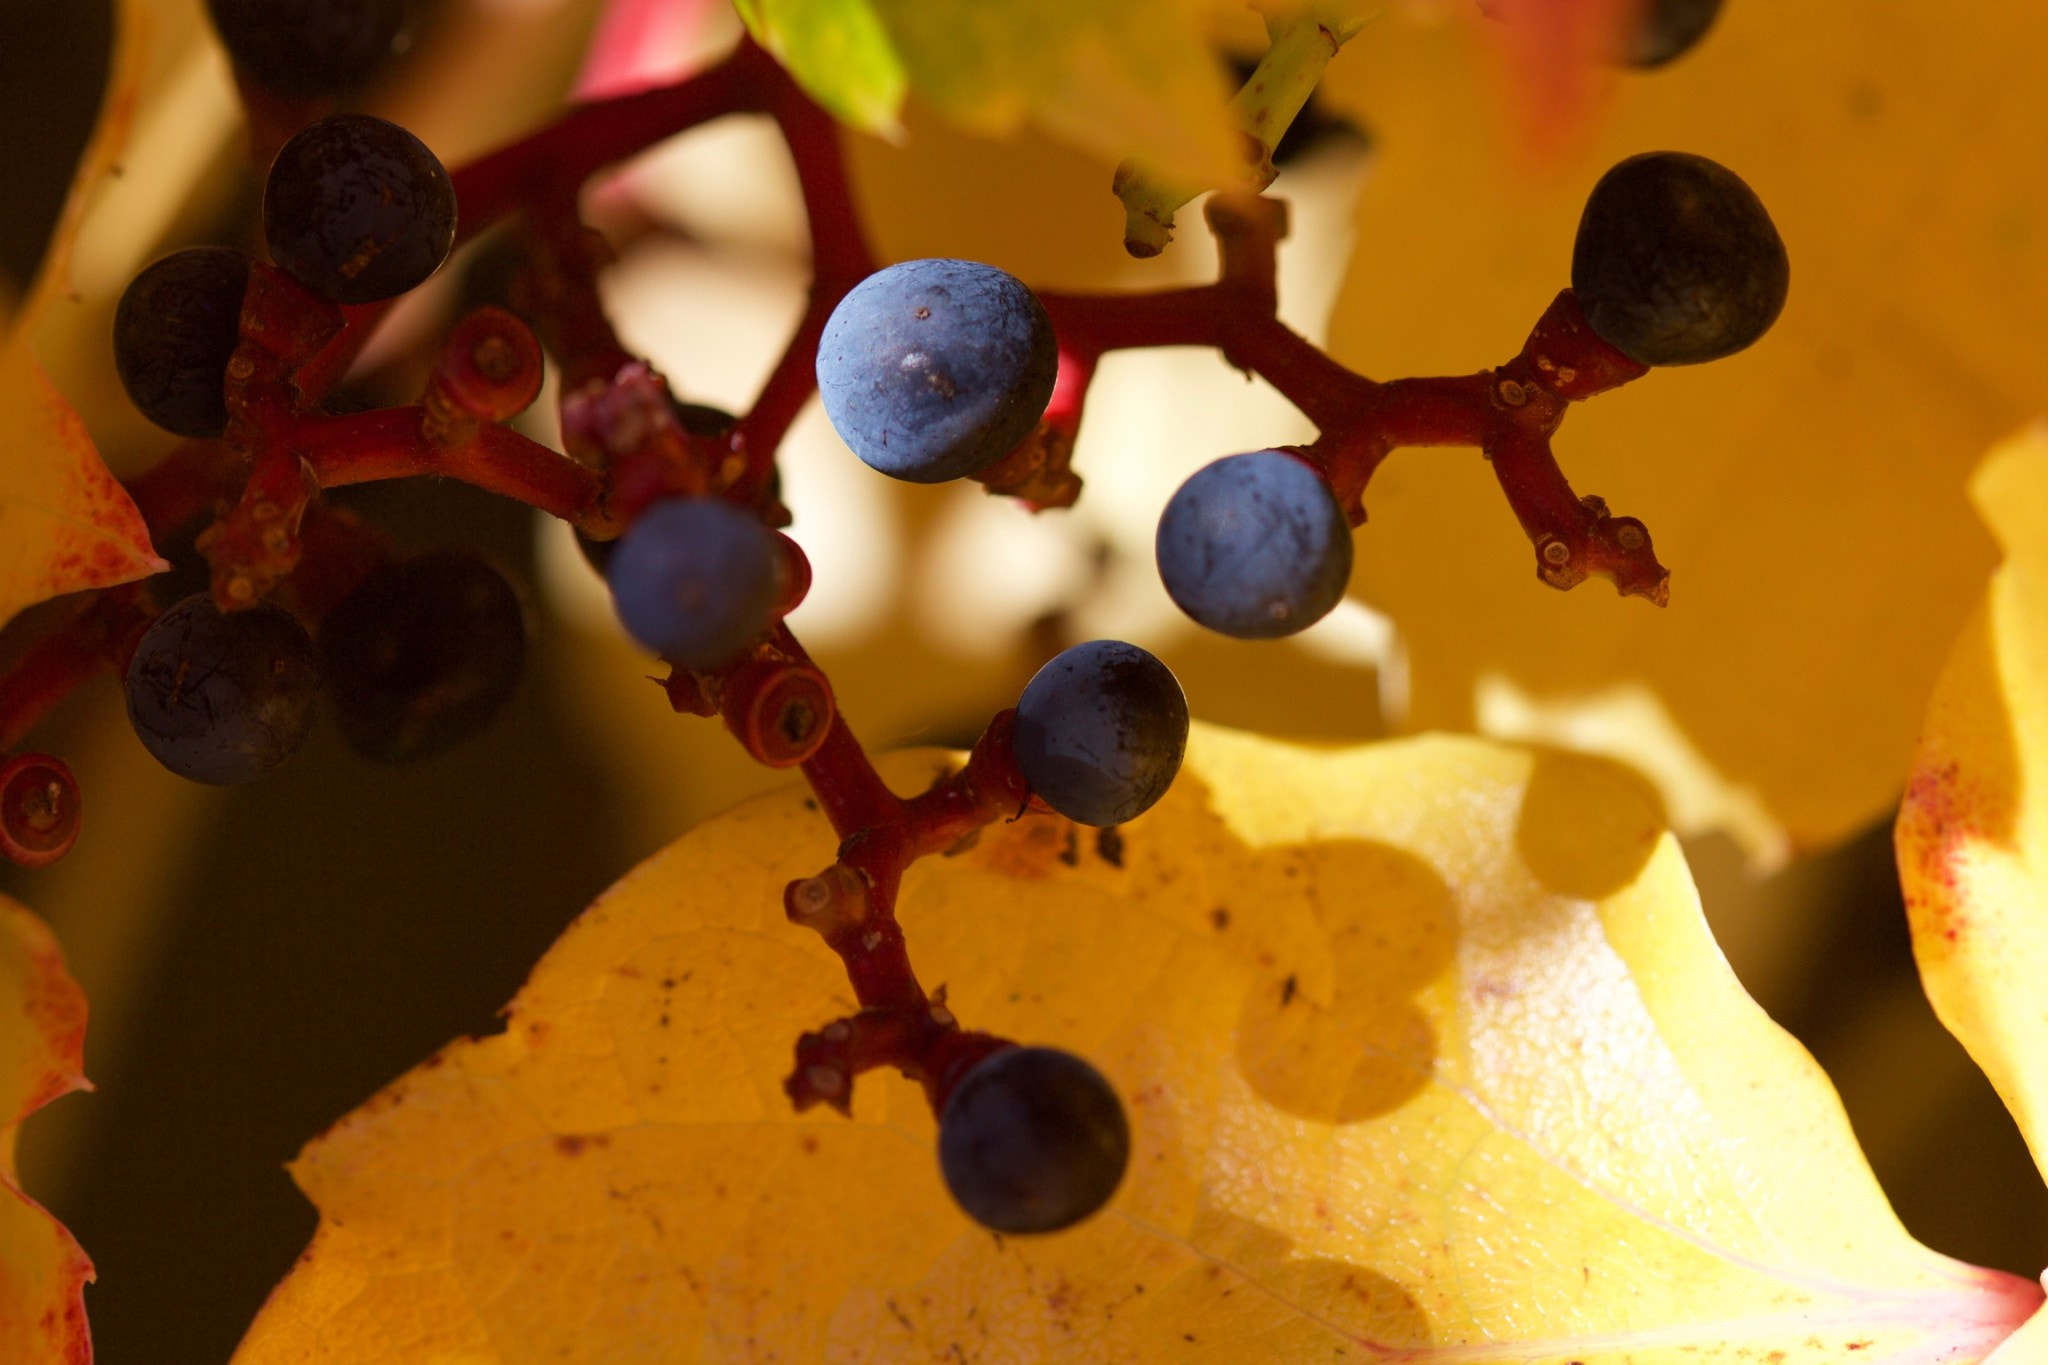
1318;1;2048;847
0;0;165;634
0;337;163;633
0;898;92;1364
238;729;2035;1361
1897;425;2048;1181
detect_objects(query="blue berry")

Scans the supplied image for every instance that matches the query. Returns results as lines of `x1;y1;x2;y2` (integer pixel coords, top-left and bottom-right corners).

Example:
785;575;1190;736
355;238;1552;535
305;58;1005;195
606;499;779;670
1012;641;1187;827
114;247;250;439
1155;449;1352;639
816;259;1057;483
1572;151;1788;366
938;1046;1129;1234
125;594;321;785
264;114;456;305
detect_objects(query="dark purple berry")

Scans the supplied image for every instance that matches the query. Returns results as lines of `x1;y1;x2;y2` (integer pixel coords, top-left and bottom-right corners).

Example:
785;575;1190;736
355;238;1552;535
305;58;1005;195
939;1046;1129;1234
1012;641;1188;827
207;0;415;98
319;552;526;765
126;595;320;785
113;247;249;438
1572;151;1788;366
264;114;456;305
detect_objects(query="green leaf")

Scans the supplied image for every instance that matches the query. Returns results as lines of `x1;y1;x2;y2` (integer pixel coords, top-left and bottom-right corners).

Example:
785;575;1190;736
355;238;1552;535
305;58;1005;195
733;0;907;133
742;0;1240;187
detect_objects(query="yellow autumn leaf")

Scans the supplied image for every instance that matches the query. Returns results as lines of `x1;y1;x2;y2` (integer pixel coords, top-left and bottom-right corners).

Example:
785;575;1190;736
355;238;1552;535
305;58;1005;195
0;0;163;636
1897;426;2048;1178
1312;1;2048;848
0;897;92;1364
237;729;2037;1362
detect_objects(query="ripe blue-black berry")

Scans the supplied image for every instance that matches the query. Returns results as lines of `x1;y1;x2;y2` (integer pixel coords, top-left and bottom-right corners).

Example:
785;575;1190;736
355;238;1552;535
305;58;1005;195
1571;150;1788;366
1156;449;1352;639
125;594;321;785
319;552;527;765
938;1046;1130;1234
816;259;1057;483
606;498;780;670
264;114;456;305
113;247;250;439
207;0;415;98
1011;641;1188;827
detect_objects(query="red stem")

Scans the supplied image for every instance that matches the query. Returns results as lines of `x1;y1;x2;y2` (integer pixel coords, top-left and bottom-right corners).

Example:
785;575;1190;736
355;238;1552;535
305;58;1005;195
298;408;603;523
734;299;830;496
452;38;782;239
296;39;790;409
762;68;875;290
8;39;1680;1123
796;703;898;842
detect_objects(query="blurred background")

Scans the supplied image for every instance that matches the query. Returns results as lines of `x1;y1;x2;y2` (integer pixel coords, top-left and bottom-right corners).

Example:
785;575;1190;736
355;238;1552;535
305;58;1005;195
2;0;2045;1360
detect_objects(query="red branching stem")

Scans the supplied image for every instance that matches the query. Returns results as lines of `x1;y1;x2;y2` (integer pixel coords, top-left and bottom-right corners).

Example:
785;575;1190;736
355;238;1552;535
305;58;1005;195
4;34;1676;1110
760;64;876;291
787;1007;1012;1116
288;38;799;414
524;199;639;395
782;708;1043;1110
1039;278;1391;435
291;302;397;410
796;709;897;843
296;408;603;523
1368;375;1494;446
1037;193;1666;599
730;57;877;498
452;38;783;240
201;446;318;607
733;299;830;496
